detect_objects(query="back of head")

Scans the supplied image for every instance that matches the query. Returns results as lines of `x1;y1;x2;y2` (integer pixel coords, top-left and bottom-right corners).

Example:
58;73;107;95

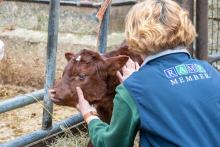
125;0;197;55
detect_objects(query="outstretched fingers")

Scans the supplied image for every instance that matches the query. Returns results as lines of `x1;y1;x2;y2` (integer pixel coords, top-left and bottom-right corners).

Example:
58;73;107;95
116;71;123;83
135;62;140;71
76;87;84;100
125;58;136;69
76;87;95;115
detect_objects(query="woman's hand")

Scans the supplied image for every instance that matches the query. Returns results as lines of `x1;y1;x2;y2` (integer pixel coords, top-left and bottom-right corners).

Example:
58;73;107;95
76;87;96;116
116;58;140;82
49;89;56;99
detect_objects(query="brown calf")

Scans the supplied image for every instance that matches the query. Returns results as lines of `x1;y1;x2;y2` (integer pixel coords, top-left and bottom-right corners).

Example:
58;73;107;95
51;42;142;123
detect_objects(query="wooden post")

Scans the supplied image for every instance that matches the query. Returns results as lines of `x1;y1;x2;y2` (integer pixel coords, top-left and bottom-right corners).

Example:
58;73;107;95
196;0;208;60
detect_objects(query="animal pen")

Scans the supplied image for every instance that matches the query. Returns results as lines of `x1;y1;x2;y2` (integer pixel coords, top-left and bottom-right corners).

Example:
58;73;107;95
0;0;220;146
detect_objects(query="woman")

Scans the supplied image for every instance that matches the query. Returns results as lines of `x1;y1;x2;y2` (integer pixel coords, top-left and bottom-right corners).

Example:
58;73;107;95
76;0;220;146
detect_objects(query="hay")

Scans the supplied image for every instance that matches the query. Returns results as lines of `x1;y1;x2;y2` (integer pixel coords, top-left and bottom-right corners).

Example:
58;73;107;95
0;84;35;100
48;128;140;147
48;128;89;147
0;84;77;143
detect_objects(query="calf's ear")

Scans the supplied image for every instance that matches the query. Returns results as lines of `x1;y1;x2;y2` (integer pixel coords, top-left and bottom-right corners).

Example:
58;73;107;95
105;55;129;74
65;52;75;61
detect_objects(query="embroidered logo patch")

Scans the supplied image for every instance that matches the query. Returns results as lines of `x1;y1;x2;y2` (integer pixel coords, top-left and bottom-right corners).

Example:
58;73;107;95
164;64;211;85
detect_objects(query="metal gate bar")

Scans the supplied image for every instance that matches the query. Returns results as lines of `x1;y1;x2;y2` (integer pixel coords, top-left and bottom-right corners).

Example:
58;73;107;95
0;90;44;113
208;53;220;63
2;114;83;147
42;0;60;130
5;0;136;7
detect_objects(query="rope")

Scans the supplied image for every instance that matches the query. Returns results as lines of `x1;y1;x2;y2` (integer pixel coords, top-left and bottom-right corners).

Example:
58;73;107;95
96;0;112;51
96;0;112;22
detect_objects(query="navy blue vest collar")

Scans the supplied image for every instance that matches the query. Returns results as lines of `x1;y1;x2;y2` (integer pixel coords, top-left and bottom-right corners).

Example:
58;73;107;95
141;46;191;67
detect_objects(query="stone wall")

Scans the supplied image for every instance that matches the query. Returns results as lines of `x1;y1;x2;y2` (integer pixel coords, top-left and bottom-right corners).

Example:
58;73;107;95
0;0;132;88
0;1;132;34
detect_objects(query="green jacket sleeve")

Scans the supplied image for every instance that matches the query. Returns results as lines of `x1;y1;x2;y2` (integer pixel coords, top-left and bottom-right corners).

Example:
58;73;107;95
88;84;140;147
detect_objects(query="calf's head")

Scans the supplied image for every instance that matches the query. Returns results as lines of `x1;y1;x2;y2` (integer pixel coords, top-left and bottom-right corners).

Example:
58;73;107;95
52;49;129;107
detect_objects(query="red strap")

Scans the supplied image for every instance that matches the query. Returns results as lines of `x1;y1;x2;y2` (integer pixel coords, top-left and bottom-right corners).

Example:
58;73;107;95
96;0;112;22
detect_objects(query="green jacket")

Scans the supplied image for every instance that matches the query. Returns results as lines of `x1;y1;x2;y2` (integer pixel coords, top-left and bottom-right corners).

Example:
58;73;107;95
88;84;140;147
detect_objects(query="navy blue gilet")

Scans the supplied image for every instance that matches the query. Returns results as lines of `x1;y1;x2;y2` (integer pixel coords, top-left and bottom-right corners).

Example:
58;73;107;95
124;50;220;147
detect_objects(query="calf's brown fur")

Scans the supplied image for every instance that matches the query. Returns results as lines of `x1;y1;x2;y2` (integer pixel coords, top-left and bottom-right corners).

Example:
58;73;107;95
52;42;142;123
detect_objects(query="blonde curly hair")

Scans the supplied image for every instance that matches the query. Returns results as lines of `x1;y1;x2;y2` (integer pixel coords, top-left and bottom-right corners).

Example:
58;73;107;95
125;0;197;55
